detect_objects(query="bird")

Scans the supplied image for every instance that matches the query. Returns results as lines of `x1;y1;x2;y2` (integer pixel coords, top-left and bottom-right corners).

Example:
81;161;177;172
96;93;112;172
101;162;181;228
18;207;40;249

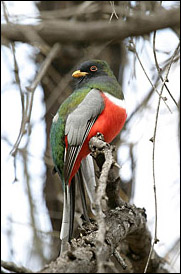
50;59;127;252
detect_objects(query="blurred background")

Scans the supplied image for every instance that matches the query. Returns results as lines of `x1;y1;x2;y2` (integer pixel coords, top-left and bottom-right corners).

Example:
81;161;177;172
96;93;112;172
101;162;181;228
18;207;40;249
1;1;180;272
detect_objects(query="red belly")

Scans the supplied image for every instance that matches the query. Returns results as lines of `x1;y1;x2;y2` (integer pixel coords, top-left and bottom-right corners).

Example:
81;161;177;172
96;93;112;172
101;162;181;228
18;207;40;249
68;93;127;184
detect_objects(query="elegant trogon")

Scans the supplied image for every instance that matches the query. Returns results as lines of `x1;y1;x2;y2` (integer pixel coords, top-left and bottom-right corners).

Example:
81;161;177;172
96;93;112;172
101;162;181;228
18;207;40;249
50;60;127;252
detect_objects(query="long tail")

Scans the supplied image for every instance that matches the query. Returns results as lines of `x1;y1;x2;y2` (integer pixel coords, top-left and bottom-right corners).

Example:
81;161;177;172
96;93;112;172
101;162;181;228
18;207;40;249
60;155;96;253
60;178;75;253
77;168;90;222
81;155;96;214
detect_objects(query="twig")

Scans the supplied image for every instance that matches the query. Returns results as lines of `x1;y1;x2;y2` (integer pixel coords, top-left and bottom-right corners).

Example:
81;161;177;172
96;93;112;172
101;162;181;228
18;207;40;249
19;25;51;55
113;248;127;270
153;31;179;108
109;1;119;21
27;43;60;136
2;2;28;158
20;138;46;264
1;260;33;273
129;39;172;113
27;43;60;92
144;40;180;274
10;42;60;156
126;77;158;125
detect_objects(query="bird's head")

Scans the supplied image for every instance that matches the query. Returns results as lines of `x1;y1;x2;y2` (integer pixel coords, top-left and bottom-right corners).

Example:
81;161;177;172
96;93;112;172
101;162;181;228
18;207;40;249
72;60;115;80
72;59;124;99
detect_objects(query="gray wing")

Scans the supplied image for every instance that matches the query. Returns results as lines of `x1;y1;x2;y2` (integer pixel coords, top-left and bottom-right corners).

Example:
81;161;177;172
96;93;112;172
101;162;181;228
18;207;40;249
64;88;104;183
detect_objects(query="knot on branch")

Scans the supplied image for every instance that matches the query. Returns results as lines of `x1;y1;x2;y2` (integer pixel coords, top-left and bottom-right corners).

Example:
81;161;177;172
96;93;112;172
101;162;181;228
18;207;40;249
89;132;112;158
89;132;117;171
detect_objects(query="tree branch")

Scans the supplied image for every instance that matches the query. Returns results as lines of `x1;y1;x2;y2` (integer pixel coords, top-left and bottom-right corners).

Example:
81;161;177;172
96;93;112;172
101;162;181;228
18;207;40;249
1;260;32;273
38;134;168;273
1;8;180;45
89;133;116;272
39;205;148;273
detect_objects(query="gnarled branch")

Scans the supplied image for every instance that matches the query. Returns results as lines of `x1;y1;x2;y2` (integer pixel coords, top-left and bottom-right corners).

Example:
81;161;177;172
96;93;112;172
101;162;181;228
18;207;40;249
38;134;167;273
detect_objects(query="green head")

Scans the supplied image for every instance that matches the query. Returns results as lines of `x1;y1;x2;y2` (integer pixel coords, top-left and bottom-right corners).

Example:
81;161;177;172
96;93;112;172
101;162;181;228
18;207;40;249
72;60;124;100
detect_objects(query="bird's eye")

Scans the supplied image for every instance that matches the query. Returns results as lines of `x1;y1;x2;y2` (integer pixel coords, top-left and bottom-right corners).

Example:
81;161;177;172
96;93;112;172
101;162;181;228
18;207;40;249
90;65;98;72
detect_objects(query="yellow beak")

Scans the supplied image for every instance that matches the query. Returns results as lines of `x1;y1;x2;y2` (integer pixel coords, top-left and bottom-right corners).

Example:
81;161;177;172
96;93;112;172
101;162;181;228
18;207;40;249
72;70;88;78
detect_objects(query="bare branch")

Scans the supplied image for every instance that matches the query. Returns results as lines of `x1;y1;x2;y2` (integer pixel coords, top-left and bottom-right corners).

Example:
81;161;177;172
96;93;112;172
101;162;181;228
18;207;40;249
20;144;46;264
2;2;27;158
10;43;60;156
89;133;115;272
144;40;180;274
1;8;180;45
1;260;33;273
128;39;172;113
153;31;179;108
109;1;119;21
26;43;61;92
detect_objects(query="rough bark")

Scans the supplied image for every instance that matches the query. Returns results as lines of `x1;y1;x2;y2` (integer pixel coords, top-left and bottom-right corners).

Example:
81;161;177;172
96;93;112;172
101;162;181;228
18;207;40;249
39;205;147;273
38;135;168;273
